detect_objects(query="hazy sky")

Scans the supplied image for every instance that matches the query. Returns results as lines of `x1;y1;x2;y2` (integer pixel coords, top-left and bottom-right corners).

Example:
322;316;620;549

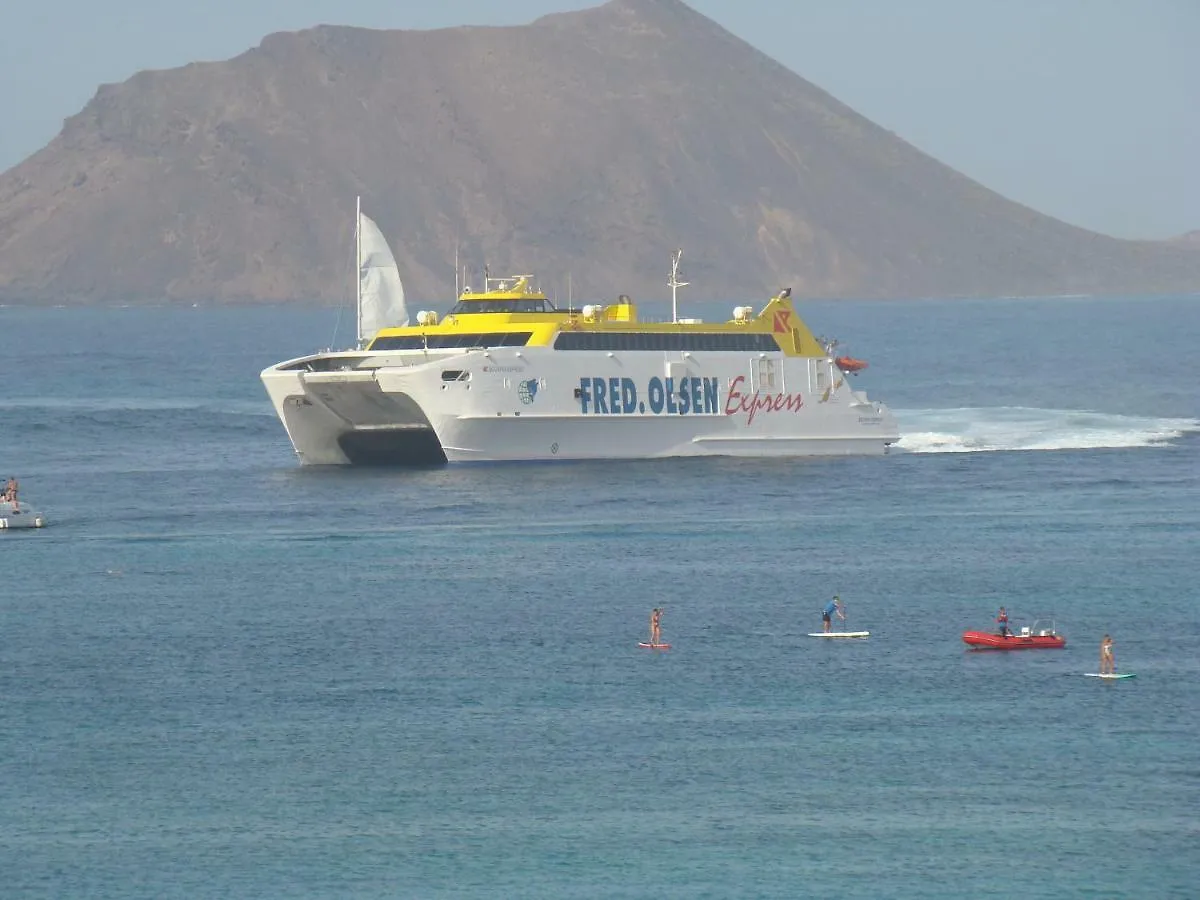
2;0;1196;239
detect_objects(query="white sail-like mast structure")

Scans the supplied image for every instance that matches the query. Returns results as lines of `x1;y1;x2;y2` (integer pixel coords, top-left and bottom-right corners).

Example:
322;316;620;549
355;196;408;347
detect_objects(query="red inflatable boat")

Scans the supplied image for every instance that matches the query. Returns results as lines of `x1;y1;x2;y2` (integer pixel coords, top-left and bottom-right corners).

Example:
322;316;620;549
963;623;1065;650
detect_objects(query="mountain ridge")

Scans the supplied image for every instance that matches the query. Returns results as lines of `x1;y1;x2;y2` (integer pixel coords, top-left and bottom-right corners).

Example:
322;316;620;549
1;0;1197;306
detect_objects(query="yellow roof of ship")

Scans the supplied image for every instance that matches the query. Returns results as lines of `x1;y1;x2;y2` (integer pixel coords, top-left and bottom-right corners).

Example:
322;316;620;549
369;274;826;357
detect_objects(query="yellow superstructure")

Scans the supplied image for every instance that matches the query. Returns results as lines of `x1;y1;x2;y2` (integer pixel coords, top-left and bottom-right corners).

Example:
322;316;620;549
367;275;826;357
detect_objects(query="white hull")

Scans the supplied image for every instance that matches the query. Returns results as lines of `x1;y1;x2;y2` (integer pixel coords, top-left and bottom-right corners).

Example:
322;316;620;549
808;632;871;639
0;500;45;528
262;345;898;465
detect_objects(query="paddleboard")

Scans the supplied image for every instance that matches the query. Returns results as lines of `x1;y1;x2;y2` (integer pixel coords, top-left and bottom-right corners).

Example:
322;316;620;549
808;632;870;639
1085;673;1135;679
638;642;671;650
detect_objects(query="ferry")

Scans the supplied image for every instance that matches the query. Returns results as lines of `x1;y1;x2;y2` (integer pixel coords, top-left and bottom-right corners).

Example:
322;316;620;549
261;204;899;465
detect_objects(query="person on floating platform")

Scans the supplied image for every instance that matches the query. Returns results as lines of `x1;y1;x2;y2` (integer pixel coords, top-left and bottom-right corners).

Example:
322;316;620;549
1100;634;1116;675
822;595;843;633
649;608;663;645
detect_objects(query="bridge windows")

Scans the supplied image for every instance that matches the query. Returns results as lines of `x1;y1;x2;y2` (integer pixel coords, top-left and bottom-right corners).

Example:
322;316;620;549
553;332;779;352
369;332;533;350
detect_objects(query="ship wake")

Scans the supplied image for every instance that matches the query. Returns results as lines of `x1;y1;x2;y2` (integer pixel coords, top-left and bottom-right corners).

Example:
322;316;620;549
895;407;1200;453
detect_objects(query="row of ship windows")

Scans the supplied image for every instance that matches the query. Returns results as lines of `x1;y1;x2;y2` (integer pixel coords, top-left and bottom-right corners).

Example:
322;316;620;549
448;299;555;314
554;332;780;352
370;332;534;350
368;332;782;352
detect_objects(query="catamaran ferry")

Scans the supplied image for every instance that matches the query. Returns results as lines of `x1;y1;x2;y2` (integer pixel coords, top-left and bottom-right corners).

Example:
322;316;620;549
261;205;899;465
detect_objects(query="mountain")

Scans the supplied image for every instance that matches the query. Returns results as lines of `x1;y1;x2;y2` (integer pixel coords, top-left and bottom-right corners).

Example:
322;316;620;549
1;0;1197;305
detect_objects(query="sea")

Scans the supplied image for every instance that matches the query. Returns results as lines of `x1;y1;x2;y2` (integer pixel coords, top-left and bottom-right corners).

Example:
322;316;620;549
2;294;1198;899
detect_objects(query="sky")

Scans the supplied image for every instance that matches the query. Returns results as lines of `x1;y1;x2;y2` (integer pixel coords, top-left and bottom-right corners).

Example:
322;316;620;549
1;0;1196;240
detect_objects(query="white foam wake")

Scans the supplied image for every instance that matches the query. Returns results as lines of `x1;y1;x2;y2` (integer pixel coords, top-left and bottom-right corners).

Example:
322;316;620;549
895;407;1200;453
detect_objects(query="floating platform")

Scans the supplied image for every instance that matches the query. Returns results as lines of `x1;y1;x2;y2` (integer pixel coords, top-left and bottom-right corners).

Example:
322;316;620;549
0;500;45;529
808;631;870;639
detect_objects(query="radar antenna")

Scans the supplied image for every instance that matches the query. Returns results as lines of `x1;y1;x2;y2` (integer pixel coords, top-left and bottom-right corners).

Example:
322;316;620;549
668;248;689;324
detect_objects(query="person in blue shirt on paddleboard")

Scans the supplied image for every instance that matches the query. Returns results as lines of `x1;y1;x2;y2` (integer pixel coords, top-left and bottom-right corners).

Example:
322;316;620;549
822;596;843;633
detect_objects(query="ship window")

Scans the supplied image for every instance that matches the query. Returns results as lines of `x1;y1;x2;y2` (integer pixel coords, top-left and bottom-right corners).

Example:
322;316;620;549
366;336;423;350
494;331;534;347
369;332;533;350
756;358;777;390
552;332;780;352
449;299;553;314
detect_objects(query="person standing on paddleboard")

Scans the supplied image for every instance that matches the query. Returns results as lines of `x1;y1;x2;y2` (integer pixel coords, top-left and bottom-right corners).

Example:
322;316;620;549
650;608;663;645
822;596;843;633
1100;634;1115;674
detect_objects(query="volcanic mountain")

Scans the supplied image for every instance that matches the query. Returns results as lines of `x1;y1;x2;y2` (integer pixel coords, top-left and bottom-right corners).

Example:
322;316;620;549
1;0;1197;305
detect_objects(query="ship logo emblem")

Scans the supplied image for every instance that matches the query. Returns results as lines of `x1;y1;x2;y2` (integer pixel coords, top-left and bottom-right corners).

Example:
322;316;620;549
517;378;539;405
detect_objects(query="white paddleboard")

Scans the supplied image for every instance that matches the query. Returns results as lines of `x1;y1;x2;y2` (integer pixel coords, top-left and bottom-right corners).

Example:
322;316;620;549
1084;673;1136;680
808;631;870;639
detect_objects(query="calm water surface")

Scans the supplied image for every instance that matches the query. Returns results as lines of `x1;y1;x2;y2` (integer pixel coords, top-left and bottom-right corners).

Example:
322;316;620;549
2;296;1198;898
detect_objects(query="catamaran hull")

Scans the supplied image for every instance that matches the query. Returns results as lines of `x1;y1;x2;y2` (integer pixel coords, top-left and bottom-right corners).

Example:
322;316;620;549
437;417;892;462
264;368;447;465
262;347;899;466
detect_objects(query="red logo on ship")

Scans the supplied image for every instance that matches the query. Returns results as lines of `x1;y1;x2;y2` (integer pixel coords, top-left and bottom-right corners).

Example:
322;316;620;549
724;375;804;425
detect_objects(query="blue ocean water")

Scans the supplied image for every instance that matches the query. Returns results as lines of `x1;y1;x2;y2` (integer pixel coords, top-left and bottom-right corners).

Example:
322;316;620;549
2;295;1199;899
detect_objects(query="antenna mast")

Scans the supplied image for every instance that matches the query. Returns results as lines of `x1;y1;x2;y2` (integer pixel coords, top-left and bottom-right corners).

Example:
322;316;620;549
355;195;362;347
668;248;688;324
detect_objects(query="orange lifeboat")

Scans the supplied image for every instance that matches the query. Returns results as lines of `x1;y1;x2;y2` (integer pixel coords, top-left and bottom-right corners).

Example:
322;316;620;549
835;356;868;373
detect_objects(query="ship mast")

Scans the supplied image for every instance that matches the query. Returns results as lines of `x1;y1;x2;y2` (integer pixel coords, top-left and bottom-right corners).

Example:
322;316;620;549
354;195;364;347
669;248;688;324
